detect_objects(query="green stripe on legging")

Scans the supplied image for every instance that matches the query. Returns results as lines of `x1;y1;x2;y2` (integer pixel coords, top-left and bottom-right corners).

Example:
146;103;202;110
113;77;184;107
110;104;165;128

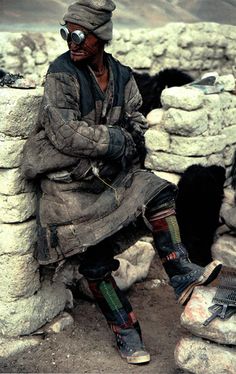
166;215;181;244
99;280;123;311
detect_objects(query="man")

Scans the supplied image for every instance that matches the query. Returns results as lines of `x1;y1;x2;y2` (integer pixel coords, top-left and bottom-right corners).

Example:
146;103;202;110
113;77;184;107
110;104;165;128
22;0;222;365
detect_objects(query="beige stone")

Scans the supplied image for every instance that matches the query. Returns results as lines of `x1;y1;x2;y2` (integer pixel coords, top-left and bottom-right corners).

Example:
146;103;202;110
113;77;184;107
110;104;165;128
161;86;204;110
0;192;36;223
212;235;236;267
113;241;155;290
0;253;40;301
0;220;36;255
0;168;35;195
146;108;164;126
0;335;40;358
145;152;207;173
0;280;68;337
164;108;208;136
222;125;236;145
44;312;74;334
0;135;26;168
175;336;236;374
181;287;236;345
4;89;45;128
145;128;170;152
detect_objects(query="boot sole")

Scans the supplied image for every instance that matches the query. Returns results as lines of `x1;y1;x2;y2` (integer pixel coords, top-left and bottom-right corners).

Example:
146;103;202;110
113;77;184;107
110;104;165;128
178;260;222;306
120;351;151;364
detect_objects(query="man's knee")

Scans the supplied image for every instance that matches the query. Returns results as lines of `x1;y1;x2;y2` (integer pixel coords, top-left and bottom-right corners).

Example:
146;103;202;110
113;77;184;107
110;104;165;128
79;241;119;280
147;184;177;215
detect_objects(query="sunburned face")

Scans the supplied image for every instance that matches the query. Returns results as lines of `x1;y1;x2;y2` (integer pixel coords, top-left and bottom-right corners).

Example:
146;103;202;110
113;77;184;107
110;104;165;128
66;22;104;64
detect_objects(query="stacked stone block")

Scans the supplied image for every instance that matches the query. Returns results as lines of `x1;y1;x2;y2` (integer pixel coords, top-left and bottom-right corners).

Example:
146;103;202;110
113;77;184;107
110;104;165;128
175;287;236;374
175;188;236;373
144;74;236;183
0;88;68;357
212;187;236;268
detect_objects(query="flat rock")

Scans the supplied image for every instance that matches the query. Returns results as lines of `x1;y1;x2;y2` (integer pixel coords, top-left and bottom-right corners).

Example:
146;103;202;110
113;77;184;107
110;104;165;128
175;336;236;374
181;287;236;345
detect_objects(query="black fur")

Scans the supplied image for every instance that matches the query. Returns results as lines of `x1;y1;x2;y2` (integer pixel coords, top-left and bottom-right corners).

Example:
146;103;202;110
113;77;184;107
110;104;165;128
230;149;236;190
0;69;6;79
133;68;193;116
175;164;226;266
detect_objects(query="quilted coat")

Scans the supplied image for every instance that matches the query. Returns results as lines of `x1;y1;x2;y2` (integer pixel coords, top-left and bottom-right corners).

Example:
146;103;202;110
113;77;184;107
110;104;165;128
22;51;172;265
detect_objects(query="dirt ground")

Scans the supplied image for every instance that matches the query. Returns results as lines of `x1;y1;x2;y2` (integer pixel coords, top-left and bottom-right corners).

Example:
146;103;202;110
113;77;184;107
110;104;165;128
0;257;190;374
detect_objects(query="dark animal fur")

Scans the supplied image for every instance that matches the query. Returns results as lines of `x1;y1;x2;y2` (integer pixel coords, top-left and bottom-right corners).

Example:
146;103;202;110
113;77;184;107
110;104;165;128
176;164;226;266
0;69;6;79
133;68;193;116
230;149;236;190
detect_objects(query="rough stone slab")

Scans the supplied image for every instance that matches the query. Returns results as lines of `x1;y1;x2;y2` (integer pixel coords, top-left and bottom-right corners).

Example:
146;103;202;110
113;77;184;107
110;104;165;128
0;168;35;195
212;235;236;267
218;74;236;91
203;95;224;134
175;336;236;374
146;108;164;126
0;280;68;337
161;86;204;110
170;134;226;156
44;312;74;334
0;335;40;358
0;253;40;301
145;152;207;173
207;153;224;166
203;94;221;109
0;87;42;137
181;287;236;345
164;108;208;136
0;220;36;255
224;108;236;127
145;128;170;152
0;134;26;168
207;111;223;136
221;200;236;230
223;145;236;166
219;92;234;110
153;171;180;185
0;192;36;223
113;241;155;290
222;125;236;144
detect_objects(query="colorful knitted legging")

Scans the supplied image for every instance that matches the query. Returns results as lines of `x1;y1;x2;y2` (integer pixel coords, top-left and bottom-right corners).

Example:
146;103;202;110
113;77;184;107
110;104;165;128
147;206;188;277
87;275;139;333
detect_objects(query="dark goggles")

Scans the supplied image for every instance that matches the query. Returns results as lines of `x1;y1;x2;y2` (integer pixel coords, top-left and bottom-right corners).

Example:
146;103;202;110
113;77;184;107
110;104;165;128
60;26;90;45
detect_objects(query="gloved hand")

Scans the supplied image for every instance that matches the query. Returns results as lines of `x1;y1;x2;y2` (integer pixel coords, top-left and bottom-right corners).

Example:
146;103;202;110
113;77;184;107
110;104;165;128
106;126;137;167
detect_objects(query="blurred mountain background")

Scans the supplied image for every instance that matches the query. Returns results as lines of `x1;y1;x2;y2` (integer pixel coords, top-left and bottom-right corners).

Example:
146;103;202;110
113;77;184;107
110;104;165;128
0;0;236;31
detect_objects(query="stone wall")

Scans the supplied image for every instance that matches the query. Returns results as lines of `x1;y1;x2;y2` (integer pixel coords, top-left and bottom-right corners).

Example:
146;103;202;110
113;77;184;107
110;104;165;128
0;87;69;355
174;185;236;373
144;74;236;184
1;22;236;84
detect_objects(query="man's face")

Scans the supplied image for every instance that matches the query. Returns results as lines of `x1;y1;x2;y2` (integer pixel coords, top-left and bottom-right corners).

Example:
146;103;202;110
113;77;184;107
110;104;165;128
66;22;103;63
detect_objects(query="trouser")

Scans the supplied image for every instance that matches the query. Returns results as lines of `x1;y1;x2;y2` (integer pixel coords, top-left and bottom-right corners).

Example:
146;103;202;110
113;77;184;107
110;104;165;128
78;239;141;333
78;184;180;330
146;185;191;278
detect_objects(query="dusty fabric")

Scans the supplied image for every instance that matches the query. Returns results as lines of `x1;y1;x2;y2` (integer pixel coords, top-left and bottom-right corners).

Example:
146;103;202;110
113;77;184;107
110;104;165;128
63;0;116;41
22;51;175;265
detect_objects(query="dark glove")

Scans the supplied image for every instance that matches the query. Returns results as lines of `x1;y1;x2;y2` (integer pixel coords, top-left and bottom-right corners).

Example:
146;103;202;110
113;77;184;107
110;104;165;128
120;114;147;167
105;126;137;167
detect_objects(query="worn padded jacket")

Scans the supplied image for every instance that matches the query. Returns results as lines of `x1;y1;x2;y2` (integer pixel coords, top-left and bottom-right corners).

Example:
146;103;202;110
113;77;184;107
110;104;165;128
22;51;172;265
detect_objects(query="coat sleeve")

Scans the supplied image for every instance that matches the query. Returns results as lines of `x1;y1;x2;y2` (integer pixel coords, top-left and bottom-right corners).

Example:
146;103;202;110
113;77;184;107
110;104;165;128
121;75;148;163
41;72;127;160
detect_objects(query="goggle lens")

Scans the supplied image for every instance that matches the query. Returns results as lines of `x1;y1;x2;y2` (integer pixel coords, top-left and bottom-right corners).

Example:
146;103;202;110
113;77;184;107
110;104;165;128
60;27;86;45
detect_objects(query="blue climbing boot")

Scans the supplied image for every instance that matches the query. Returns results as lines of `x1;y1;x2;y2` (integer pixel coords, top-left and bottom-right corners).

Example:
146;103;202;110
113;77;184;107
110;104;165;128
169;258;222;305
114;326;150;364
